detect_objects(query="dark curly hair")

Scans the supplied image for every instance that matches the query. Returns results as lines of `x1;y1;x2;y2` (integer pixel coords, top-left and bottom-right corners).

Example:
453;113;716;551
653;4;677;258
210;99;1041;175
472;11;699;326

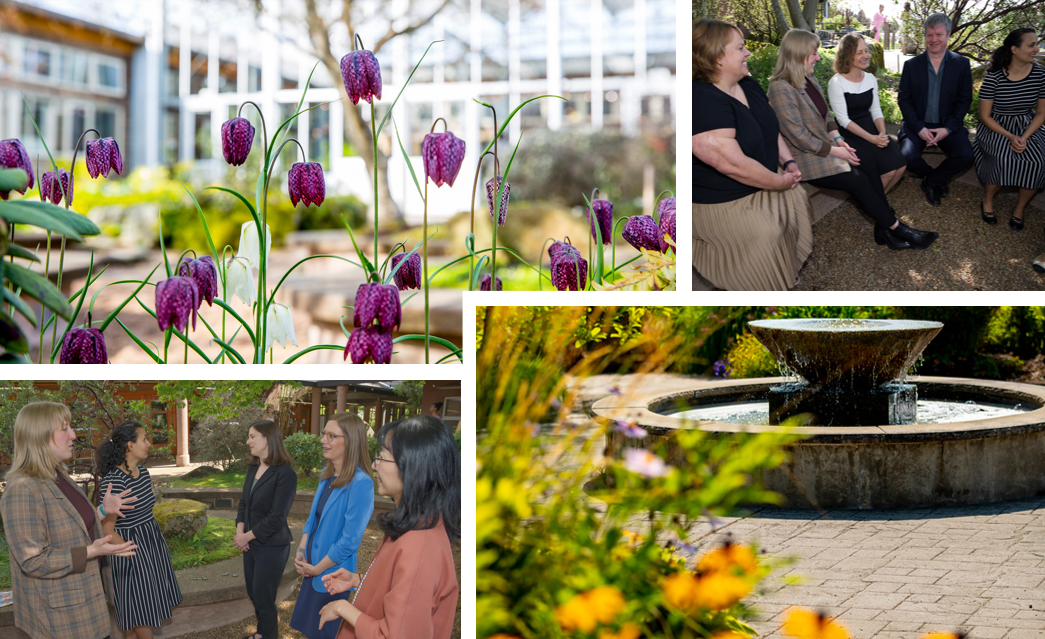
989;28;1037;73
97;421;146;477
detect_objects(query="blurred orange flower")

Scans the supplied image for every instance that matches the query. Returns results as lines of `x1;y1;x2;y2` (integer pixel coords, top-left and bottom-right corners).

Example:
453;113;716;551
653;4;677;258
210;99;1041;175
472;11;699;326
662;570;751;612
782;607;850;639
598;622;642;639
710;632;754;639
555;586;627;633
698;542;758;575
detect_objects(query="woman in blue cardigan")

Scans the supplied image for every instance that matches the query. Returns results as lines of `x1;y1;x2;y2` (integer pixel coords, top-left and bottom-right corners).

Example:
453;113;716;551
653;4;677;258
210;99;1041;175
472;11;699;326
290;411;375;639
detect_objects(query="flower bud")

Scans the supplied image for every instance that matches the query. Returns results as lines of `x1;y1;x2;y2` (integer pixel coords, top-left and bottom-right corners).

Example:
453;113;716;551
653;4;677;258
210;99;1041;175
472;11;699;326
622;215;662;252
340;50;383;105
486;176;510;226
155;276;200;333
479;274;502;291
85;137;123;178
587;198;613;245
288;162;326;208
59;327;107;364
221;117;255;166
0;139;34;199
422;131;466;188
390;252;422;290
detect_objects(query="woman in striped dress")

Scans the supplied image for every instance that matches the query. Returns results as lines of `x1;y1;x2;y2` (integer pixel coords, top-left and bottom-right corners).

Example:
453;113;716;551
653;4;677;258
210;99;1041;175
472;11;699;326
99;421;183;638
975;28;1045;230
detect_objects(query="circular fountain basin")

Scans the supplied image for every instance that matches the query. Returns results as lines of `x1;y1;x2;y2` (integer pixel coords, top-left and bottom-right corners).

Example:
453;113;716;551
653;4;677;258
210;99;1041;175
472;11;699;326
592;376;1045;510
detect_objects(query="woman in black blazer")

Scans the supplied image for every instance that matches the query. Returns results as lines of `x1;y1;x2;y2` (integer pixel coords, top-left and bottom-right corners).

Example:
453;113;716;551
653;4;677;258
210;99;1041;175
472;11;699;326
235;420;298;639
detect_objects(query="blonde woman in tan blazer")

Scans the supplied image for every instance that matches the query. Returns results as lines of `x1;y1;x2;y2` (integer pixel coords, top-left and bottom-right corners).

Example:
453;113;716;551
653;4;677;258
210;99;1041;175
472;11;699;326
768;28;938;250
0;402;139;639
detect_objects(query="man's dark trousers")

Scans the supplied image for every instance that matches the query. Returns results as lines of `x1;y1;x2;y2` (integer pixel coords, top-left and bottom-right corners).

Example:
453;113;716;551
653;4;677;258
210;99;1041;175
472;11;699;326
897;123;974;187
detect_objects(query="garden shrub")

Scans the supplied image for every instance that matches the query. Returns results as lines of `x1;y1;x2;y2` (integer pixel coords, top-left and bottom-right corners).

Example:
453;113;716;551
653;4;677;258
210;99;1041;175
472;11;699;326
284;431;325;478
896;306;1001;377
985;306;1045;359
724;331;779;378
189;405;263;471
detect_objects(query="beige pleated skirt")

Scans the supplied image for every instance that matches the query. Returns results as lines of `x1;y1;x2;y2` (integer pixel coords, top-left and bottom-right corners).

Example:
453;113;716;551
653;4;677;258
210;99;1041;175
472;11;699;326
692;187;814;291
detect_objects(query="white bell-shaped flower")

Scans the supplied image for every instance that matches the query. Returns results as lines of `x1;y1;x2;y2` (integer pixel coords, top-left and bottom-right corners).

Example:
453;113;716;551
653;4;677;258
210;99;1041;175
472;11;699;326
265;302;298;350
223;256;256;305
236;221;271;271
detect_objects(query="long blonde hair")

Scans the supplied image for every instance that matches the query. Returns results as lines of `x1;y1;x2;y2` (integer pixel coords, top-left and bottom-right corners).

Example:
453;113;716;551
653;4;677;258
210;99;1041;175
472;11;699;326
320;412;374;489
6;402;71;481
771;29;822;89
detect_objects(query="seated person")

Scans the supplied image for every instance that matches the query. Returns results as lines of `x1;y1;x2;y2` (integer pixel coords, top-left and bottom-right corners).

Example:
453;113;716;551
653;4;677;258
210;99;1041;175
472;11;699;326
897;12;975;206
692;18;814;291
770;29;937;249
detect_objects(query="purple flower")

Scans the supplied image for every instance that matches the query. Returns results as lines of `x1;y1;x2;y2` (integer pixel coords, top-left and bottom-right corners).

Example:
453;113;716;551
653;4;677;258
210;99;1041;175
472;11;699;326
668;538;697;557
177;255;219;306
713;360;729;378
587;198;613;245
221;117;255;166
0;139;34;199
59;327;107;364
479;274;502;291
40;168;73;206
340;50;383;105
486;176;510;226
155;276;200;333
353;282;401;331
614;421;648;438
390;252;422;290
345;325;394;364
422;131;466;188
548;239;580;261
550;250;588;291
85;137;123;179
622;215;662;252
659;197;676;252
622;447;671;478
288;162;325;207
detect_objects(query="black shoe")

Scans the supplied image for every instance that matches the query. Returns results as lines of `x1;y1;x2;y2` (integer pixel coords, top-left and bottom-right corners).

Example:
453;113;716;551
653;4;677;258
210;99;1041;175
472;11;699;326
940;183;950;198
920;178;942;206
875;224;912;250
981;202;997;225
1010;212;1025;231
1034;253;1045;273
891;221;940;249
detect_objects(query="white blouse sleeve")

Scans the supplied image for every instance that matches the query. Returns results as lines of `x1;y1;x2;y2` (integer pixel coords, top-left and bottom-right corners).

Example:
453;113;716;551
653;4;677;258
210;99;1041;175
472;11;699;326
868;74;884;122
827;75;852;129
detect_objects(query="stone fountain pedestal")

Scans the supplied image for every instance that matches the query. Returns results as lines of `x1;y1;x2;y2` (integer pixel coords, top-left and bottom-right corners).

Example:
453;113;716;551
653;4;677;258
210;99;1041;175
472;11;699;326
768;382;917;426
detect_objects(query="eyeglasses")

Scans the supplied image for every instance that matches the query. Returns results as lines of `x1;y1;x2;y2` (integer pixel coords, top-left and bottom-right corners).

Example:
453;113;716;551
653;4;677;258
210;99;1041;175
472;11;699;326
374;456;394;465
321;432;344;440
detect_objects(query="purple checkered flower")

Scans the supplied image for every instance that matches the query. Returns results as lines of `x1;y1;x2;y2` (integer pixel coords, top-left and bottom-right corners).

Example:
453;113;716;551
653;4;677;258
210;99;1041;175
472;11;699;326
221;117;255;166
40;168;73;206
155;276;200;333
390;252;422;290
288;162;325;207
479;274;502;291
345;325;394;364
422;131;466;188
85;137;123;179
353;282;401;331
59;327;107;364
340;50;383;105
486;176;510;226
0;139;34;199
614;421;648;438
658;197;676;252
550;250;588;291
177;255;219;306
587;198;613;245
622;215;662;252
548;239;580;261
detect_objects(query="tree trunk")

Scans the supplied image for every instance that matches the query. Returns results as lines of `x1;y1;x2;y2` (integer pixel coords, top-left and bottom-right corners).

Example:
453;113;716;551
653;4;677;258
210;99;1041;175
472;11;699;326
770;0;792;39
803;0;820;31
785;0;813;31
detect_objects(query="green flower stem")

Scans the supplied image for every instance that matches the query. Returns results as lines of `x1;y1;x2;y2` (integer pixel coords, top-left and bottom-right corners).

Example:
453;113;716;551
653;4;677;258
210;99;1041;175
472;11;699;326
610;217;628;278
489;108;500;288
423;179;430;363
40;230;51;364
371;102;379;278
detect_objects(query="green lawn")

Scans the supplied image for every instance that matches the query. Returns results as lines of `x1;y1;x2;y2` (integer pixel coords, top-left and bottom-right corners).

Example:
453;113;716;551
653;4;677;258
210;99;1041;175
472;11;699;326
166;517;241;570
0;535;10;589
170;469;321;491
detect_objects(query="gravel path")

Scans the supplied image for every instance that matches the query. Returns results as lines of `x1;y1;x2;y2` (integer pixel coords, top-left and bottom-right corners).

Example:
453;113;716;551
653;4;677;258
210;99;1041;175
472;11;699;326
794;176;1045;290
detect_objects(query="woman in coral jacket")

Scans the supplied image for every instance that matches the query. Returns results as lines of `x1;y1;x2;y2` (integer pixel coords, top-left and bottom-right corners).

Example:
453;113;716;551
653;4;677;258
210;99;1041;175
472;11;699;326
316;416;460;639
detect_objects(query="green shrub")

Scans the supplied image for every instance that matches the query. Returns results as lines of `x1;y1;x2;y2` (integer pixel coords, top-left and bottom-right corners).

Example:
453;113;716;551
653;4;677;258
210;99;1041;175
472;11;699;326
896;307;1001;377
985;307;1045;359
724;331;779;378
189;405;263;471
285;431;326;478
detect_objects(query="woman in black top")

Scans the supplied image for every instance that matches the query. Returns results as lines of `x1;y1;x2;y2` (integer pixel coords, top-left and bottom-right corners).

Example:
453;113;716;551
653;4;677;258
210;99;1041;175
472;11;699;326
693;17;814;291
235;420;298;639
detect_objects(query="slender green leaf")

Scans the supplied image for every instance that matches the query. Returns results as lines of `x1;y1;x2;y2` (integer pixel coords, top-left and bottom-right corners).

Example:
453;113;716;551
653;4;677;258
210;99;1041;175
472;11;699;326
341;215;375;276
270;62;321;162
156;207;172;278
501;131;524;182
212;298;257;345
471;255;490;290
114;317;164;363
184;186;222;264
0;352;30;363
95;264;162;332
0;287;36;327
203;186;260;226
267;254;363;306
198;314;246;364
4;243;40;262
339;315;352;340
282;343;345;364
3;262;72;319
1;200;100;236
392;118;424;202
478;95;566;157
0;169;28;193
0;202;84;241
0;313;29;354
376;41;441;138
392;334;463;361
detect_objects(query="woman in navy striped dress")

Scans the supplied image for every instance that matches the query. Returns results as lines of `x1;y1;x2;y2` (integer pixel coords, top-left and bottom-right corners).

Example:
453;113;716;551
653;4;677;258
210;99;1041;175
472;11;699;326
975;28;1045;230
99;421;183;639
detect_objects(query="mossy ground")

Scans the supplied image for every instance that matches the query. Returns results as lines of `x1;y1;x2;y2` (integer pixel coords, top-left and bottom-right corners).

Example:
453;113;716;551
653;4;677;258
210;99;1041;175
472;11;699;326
170;469;320;491
165;517;242;570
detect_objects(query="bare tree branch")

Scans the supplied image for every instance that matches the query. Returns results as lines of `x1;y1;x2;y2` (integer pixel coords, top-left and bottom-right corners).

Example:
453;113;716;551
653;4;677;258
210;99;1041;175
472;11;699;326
373;0;454;52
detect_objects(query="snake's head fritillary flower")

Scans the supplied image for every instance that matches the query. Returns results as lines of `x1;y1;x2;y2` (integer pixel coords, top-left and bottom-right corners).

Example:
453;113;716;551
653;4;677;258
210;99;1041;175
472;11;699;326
340;50;383;105
59;327;107;364
622;215;662;252
265;303;298;350
40;168;73;206
422;131;466;188
0;139;34;199
221;117;255;166
345;325;394;364
659;197;677;252
550;250;588;291
622;447;671;478
288;162;325;207
177;255;218;306
479;274;502;291
353;282;401;331
486;176;510;226
155;276;200;333
390;252;422;290
223;256;256;305
588;198;613;245
236;221;271;271
548;239;581;261
85;137;123;178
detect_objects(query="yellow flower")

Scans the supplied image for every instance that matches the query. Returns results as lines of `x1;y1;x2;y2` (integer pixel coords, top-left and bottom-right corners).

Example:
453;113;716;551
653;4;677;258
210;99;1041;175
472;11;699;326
620;530;644;548
919;634;963;639
599;622;642;639
555;586;626;634
587;586;627;624
662;571;750;613
782;607;850;639
697;542;758;575
710;632;754;639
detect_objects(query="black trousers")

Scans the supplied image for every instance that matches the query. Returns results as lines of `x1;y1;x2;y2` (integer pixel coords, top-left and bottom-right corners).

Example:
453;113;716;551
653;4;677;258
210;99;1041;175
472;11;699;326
806;165;898;228
244;543;290;638
898;122;974;186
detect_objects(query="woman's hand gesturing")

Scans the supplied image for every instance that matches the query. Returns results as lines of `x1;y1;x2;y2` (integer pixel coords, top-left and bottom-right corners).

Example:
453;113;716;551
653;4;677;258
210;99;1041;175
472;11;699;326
321;568;361;594
101;482;137;518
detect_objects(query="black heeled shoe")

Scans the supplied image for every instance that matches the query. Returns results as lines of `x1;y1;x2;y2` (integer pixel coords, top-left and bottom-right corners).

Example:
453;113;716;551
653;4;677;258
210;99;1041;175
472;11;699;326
1010;212;1025;231
981;202;997;225
890;221;939;249
874;224;912;250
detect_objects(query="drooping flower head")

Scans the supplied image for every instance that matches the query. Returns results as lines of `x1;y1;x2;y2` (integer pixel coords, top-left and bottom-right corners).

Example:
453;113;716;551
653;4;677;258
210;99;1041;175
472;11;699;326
390;252;422;290
40;168;73;206
345;325;394;364
288;162;325;207
85;137;123;178
221;117;255;166
550;250;588;291
155;276;200;333
587;198;613;245
353;282;401;331
486;176;510;226
223;256;256;305
422;131;466;187
59;327;107;364
340;50;383;105
236;221;271;271
548;239;580;261
479;274;502;291
177;255;219;306
622;215;662;252
658;197;677;252
265;303;298;350
0;138;34;199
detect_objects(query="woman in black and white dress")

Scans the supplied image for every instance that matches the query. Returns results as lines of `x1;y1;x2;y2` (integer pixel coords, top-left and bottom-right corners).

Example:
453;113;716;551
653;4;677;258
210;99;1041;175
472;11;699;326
828;33;907;194
99;421;183;639
975;28;1045;231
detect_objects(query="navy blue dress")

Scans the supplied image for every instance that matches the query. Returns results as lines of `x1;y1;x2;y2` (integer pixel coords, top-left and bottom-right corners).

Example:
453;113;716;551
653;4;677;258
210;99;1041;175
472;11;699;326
289;478;356;639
